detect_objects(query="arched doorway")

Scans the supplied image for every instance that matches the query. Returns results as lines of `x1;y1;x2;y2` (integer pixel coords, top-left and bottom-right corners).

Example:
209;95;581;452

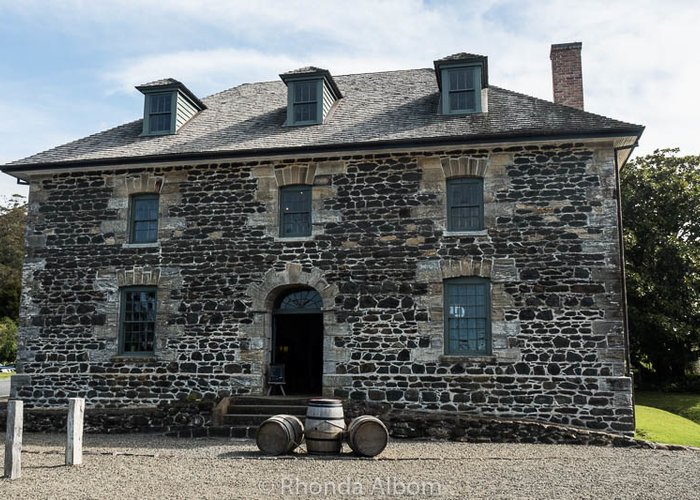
272;287;324;395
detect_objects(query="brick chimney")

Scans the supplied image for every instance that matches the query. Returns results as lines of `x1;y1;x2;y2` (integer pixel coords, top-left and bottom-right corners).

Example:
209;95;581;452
550;42;584;110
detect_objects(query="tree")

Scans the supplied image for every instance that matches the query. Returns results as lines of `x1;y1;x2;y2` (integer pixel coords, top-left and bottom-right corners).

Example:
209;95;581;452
621;149;700;384
0;317;17;364
0;194;26;364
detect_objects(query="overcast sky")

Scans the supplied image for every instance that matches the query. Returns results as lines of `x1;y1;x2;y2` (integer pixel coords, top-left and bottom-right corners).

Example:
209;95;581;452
1;0;699;200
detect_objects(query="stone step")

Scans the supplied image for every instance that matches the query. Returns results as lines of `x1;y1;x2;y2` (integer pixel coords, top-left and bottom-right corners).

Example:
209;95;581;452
228;404;308;415
229;396;313;407
222;413;306;427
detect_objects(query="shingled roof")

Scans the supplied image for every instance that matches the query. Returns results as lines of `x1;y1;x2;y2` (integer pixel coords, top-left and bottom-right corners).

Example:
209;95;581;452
3;68;643;170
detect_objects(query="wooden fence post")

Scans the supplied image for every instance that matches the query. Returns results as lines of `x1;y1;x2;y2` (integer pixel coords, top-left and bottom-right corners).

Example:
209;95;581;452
66;397;85;466
4;399;23;479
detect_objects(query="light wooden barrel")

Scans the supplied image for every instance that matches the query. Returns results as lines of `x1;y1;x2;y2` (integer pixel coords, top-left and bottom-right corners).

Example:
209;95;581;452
346;416;389;457
256;414;304;455
304;399;346;455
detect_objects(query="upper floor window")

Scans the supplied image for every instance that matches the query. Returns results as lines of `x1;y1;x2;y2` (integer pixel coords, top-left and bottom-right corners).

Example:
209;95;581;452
447;177;483;231
442;66;481;114
120;287;157;354
145;93;174;134
444;277;491;355
279;185;312;237
130;194;159;243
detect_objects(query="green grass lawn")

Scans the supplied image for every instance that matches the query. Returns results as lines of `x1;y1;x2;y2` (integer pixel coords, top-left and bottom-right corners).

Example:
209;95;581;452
635;391;700;425
0;372;13;380
634;391;700;447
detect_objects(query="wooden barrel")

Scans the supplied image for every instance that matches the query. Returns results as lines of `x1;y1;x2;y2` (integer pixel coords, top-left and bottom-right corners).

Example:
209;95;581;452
347;416;389;457
304;399;346;454
256;414;304;455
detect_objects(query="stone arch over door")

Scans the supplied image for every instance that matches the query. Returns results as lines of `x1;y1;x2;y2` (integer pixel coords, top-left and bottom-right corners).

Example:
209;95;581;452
245;262;346;396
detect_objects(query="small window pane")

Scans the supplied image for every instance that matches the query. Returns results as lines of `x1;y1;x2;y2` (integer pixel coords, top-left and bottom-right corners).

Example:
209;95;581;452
131;195;159;243
150;94;172;113
149;113;172;133
294;102;317;123
121;288;157;353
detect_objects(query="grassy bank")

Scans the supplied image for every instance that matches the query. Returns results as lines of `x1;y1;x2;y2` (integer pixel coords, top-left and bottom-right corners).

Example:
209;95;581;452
634;391;700;447
635;391;700;425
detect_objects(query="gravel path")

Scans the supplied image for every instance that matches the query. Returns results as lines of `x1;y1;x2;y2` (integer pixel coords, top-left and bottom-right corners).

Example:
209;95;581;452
1;433;698;499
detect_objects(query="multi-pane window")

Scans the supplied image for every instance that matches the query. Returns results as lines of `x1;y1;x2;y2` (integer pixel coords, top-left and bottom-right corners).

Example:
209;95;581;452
130;194;159;243
442;66;481;114
444;278;490;355
120;288;157;354
447;177;483;231
279;185;312;237
291;81;319;125
147;93;173;134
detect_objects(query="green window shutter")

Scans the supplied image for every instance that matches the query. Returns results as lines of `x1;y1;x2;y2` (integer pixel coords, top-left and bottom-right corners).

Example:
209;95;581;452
442;65;482;114
444;278;491;355
119;287;157;354
447;177;484;231
279;185;312;237
130;194;159;243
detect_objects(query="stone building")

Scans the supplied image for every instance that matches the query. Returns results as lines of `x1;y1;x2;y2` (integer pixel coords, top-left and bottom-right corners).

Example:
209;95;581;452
2;43;643;434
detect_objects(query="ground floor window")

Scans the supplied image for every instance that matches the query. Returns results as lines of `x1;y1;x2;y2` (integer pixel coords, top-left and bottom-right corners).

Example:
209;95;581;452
120;287;157;354
444;277;490;355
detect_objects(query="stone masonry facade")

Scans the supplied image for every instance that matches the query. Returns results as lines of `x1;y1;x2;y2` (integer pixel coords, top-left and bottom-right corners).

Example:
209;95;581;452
13;140;634;434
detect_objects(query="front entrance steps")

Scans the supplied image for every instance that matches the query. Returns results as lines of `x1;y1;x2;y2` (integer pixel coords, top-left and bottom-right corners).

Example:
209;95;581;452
212;396;312;438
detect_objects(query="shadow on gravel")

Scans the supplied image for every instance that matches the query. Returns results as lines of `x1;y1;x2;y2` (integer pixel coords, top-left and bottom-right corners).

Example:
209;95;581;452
217;450;379;460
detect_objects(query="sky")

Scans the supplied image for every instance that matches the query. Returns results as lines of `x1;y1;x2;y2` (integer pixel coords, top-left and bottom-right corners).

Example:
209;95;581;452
1;0;699;201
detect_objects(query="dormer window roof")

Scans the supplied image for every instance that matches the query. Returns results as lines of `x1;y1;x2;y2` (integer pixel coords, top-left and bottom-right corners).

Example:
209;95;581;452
280;67;342;126
136;78;206;136
434;53;488;115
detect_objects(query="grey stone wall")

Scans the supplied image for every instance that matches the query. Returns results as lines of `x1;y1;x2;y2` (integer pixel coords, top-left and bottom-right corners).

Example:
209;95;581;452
13;141;634;434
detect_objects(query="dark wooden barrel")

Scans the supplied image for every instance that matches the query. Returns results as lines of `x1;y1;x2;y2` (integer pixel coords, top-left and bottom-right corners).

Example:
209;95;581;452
346;415;388;457
256;414;304;455
304;399;346;454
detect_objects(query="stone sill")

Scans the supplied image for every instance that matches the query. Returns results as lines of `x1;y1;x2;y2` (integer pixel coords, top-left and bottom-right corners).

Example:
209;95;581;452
122;242;160;249
443;230;489;237
110;355;158;363
439;355;497;364
273;236;314;242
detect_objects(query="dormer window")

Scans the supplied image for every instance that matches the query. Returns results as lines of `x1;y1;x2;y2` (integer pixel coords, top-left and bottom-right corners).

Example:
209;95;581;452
292;80;320;124
146;93;174;134
434;53;488;115
444;66;481;114
280;67;342;126
136;78;206;136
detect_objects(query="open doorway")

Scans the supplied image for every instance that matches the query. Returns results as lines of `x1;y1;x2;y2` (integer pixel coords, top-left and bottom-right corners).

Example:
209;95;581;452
272;287;323;395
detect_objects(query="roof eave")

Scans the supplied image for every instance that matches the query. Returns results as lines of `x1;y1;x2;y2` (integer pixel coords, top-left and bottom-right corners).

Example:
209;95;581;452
1;126;644;180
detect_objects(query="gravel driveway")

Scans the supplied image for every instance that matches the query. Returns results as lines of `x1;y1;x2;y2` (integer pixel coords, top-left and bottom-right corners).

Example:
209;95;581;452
1;433;698;499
